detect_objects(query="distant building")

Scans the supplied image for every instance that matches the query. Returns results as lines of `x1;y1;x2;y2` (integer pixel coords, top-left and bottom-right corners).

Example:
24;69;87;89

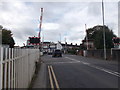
61;43;80;50
82;39;95;50
42;42;56;54
42;42;51;53
42;42;80;54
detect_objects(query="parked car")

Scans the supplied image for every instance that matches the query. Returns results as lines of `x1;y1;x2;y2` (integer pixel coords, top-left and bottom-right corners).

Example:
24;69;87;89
48;52;52;55
52;49;62;57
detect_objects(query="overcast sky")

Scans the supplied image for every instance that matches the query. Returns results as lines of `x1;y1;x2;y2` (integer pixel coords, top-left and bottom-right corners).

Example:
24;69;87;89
0;0;118;46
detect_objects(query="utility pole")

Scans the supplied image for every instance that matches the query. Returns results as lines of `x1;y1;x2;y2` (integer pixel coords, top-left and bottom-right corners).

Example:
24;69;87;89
59;33;61;43
85;24;89;50
102;0;107;60
0;26;2;47
65;37;67;54
42;34;44;52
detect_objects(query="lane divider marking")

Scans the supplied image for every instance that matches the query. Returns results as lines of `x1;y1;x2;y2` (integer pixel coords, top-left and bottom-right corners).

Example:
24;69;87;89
65;57;120;77
48;65;60;90
47;62;80;64
50;66;60;90
88;65;120;77
48;66;54;90
65;57;80;62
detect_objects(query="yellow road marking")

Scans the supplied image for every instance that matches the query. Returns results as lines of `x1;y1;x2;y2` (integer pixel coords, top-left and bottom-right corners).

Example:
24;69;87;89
48;66;54;90
50;65;60;90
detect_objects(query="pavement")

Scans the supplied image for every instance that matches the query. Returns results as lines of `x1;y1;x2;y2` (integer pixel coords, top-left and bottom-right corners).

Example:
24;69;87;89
32;62;47;88
32;54;119;89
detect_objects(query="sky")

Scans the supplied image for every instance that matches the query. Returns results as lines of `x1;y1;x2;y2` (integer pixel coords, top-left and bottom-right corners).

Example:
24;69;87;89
0;0;119;46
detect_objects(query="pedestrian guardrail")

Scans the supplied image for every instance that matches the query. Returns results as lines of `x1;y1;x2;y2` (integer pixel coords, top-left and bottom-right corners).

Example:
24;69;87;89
0;47;40;89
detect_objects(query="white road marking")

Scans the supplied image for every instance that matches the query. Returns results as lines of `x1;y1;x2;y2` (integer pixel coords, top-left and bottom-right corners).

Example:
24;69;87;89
65;57;120;77
81;62;90;65
48;61;80;64
65;57;80;62
88;65;120;77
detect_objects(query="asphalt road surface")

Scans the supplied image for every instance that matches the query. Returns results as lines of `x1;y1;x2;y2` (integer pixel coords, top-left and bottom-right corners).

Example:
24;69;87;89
32;54;119;89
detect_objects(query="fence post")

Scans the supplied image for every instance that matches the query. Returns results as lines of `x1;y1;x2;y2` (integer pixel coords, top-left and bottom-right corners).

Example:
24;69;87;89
0;47;3;90
11;49;14;88
8;48;11;88
4;48;8;88
13;49;16;88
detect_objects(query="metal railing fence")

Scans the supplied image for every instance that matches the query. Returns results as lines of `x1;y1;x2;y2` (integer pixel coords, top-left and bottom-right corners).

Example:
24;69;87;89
0;47;40;89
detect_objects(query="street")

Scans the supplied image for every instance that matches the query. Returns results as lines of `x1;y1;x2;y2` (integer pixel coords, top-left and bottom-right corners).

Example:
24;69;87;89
33;54;119;88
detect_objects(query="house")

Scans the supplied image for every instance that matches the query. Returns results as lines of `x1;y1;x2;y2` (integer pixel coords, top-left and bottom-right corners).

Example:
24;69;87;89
61;43;80;54
82;39;95;50
61;43;80;49
42;42;56;54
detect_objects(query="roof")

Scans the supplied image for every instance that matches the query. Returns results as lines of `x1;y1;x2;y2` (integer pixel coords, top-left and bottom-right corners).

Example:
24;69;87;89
82;39;94;42
61;43;80;47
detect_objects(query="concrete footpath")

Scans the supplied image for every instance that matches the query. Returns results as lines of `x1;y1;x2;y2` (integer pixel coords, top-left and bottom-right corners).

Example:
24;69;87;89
32;62;47;88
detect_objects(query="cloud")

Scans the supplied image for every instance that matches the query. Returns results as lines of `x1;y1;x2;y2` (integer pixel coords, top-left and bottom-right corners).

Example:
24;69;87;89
42;23;60;30
87;2;101;16
0;2;38;46
1;0;119;2
0;1;118;46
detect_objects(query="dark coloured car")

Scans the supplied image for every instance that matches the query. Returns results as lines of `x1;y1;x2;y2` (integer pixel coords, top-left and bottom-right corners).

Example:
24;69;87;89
48;50;53;55
52;49;62;57
48;52;52;55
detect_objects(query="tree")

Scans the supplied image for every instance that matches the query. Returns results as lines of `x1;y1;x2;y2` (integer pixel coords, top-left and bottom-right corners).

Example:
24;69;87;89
0;25;2;45
2;28;15;48
85;25;116;49
0;25;3;29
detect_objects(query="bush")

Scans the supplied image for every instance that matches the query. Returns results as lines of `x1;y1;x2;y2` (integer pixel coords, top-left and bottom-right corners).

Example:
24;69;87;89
68;49;77;55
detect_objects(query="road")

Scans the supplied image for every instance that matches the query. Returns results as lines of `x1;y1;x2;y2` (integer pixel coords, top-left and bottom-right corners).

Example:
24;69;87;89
32;54;119;89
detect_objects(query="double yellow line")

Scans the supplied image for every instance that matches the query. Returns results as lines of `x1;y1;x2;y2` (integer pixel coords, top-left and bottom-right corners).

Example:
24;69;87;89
48;65;60;90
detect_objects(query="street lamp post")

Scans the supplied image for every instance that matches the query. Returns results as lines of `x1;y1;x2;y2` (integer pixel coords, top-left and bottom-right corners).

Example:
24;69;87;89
102;0;107;60
0;26;2;47
65;37;67;54
59;33;61;43
85;24;89;50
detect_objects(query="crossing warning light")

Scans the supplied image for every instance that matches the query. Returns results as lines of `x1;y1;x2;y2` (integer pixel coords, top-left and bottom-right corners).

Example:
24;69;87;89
112;37;120;45
29;37;40;44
